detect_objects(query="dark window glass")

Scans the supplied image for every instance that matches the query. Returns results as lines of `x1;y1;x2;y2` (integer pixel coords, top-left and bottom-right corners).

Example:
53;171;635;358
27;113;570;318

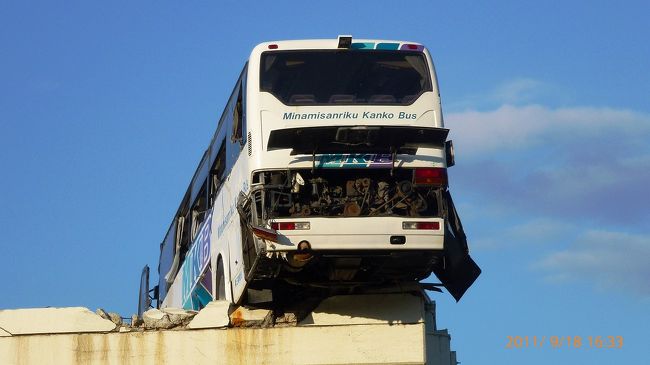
209;141;226;204
260;50;432;105
190;182;208;240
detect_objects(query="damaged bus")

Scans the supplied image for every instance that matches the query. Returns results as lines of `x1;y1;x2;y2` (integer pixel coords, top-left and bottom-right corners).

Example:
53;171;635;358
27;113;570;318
140;37;481;313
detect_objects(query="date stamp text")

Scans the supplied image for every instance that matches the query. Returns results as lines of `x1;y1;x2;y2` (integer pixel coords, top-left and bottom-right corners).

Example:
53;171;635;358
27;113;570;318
505;336;623;349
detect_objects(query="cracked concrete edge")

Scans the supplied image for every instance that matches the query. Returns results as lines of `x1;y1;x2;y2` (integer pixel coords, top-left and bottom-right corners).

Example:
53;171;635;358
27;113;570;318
0;307;117;335
187;301;231;329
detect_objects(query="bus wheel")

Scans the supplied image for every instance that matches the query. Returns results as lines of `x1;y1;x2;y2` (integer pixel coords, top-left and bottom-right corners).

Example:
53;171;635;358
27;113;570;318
216;258;226;300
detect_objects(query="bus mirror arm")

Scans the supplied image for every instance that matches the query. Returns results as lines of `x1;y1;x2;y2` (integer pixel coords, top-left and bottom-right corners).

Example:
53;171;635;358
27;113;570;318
445;140;455;167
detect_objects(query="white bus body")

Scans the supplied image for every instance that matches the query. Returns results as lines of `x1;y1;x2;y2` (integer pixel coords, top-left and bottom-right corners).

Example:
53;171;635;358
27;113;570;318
152;37;480;311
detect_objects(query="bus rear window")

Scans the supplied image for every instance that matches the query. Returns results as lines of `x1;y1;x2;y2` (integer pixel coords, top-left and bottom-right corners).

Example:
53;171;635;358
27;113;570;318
260;50;432;106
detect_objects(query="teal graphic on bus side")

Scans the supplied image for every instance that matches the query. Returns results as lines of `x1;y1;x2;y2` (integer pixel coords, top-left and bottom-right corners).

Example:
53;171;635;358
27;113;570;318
181;211;213;310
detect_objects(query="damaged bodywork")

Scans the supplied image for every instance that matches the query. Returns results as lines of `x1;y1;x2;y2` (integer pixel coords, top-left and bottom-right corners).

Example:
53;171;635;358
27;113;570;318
237;126;480;302
148;38;481;312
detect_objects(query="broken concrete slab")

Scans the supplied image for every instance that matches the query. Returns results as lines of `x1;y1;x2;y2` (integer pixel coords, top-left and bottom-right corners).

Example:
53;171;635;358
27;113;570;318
161;307;197;325
273;312;298;327
142;308;196;330
299;293;424;326
95;308;110;320
142;308;175;330
0;327;11;337
96;309;123;326
108;313;123;326
187;301;230;329
131;314;143;327
0;307;116;335
230;306;273;327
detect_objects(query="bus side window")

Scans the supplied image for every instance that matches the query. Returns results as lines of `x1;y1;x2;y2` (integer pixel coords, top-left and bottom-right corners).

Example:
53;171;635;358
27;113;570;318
158;221;177;296
190;182;208;240
209;141;226;206
177;191;192;263
231;85;243;144
231;65;247;149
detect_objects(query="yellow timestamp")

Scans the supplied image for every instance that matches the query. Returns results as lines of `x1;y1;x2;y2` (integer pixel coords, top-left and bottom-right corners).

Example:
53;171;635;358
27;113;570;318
505;336;623;349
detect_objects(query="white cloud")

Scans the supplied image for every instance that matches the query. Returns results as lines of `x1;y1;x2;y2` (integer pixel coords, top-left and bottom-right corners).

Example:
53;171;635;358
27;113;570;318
446;104;650;157
445;78;558;110
468;218;574;250
491;78;547;105
444;98;650;298
447;104;650;224
534;230;650;297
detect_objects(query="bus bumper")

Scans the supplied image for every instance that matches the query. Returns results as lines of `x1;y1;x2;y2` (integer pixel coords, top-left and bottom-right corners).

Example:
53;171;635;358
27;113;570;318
267;217;445;252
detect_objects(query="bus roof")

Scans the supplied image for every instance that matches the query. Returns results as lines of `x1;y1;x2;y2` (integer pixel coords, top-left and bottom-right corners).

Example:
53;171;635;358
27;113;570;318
251;38;426;54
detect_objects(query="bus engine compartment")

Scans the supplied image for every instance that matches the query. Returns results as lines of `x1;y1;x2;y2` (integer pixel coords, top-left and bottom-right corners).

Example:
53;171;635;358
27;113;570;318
254;168;446;219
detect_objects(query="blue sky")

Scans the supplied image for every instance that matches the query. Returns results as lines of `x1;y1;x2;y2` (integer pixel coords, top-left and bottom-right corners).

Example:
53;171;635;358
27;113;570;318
1;1;648;364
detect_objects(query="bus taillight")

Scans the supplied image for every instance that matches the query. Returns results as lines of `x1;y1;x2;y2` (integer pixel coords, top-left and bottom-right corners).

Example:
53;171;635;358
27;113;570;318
402;221;441;230
271;222;310;231
414;168;447;186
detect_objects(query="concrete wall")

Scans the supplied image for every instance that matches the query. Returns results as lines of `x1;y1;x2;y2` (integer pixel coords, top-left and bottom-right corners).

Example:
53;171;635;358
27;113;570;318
0;293;458;365
2;324;427;365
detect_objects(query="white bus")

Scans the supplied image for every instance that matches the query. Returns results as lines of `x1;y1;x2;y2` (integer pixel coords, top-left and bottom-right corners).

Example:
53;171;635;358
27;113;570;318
140;37;480;313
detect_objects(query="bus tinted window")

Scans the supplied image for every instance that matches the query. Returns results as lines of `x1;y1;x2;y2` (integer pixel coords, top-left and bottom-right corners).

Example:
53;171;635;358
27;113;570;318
260;50;432;105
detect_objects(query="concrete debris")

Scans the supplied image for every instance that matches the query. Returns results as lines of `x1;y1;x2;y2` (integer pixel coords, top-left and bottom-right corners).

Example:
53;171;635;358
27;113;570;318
162;307;197;325
143;309;175;330
142;308;196;330
272;312;298;327
108;312;123;326
95;308;110;320
95;309;123;327
187;301;230;329
132;304;297;330
131;314;143;327
230;306;273;327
